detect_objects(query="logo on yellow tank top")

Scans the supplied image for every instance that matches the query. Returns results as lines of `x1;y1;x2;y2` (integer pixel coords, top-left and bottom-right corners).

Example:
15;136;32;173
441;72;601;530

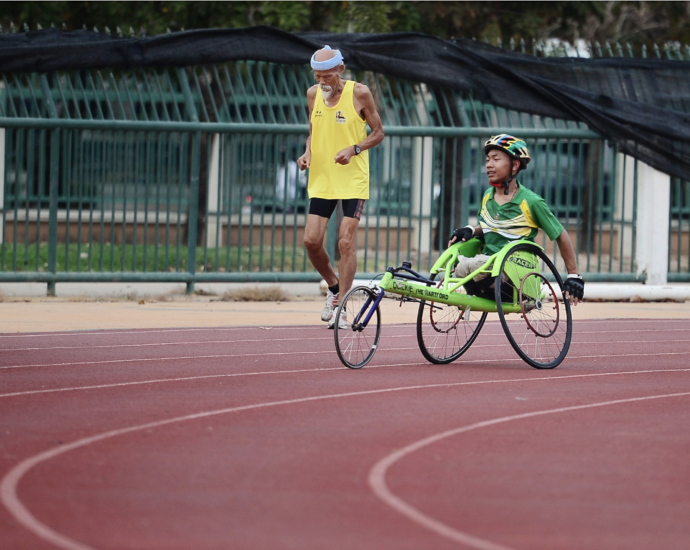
335;110;346;124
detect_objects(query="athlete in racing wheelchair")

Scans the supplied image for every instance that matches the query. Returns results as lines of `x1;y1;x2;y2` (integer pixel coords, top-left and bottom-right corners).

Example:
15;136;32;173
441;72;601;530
334;134;586;371
448;134;585;305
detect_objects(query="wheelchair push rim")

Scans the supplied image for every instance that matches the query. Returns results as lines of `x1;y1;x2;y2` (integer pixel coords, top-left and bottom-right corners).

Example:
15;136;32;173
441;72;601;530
416;273;487;364
495;243;572;369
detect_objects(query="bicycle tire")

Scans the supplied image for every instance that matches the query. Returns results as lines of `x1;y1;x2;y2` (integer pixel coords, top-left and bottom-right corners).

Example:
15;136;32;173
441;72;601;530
334;285;382;369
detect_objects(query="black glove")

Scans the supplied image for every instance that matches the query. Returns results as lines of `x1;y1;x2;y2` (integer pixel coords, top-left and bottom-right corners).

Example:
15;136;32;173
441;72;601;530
563;275;585;300
449;225;474;244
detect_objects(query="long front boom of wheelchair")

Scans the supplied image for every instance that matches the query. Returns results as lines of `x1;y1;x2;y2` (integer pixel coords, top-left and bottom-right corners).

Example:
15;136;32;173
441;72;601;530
377;268;522;314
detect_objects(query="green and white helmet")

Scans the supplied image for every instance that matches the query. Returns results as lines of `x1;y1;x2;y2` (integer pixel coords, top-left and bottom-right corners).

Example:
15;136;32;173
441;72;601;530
484;134;531;171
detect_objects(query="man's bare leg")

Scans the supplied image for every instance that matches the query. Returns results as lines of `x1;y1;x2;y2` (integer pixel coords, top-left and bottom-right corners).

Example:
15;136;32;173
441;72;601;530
336;216;360;299
303;213;338;286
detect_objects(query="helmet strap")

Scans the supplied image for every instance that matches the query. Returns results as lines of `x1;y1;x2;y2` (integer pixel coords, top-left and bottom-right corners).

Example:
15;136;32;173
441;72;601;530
503;178;512;195
489;158;521;194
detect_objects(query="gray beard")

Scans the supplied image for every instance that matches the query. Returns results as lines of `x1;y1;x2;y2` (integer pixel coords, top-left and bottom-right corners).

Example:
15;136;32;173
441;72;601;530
320;85;333;100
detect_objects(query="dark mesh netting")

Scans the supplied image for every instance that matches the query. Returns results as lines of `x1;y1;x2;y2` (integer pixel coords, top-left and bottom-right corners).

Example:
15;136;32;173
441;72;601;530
1;26;689;178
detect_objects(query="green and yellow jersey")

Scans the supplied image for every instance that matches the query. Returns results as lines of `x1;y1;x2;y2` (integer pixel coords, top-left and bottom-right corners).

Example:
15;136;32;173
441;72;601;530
478;183;564;255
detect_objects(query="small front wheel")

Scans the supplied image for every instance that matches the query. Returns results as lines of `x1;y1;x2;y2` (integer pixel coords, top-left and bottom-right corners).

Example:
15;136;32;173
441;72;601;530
334;286;382;369
495;244;572;369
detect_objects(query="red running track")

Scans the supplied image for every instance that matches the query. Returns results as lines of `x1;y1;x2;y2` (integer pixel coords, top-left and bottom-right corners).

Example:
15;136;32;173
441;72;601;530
1;319;689;550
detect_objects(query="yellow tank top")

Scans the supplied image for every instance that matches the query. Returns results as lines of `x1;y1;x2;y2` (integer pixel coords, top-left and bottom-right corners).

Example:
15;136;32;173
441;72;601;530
308;80;369;199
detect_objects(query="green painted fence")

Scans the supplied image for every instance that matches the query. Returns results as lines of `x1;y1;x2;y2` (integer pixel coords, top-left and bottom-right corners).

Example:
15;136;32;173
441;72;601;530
0;55;688;294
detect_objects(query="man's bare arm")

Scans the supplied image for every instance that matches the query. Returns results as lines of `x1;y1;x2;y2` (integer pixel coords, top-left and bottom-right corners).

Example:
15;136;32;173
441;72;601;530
353;83;384;151
556;230;582;305
556;231;578;275
334;83;385;165
298;86;318;171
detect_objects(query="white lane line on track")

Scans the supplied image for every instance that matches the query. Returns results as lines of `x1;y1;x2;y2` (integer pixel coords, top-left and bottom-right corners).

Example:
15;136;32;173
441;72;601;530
368;391;690;550
0;349;346;370
0;327;267;339
577;328;690;334
0;337;326;352
0;317;687;339
2;367;689;400
0;324;401;340
3;375;690;550
5;329;690;351
2;346;690;371
3;332;689;352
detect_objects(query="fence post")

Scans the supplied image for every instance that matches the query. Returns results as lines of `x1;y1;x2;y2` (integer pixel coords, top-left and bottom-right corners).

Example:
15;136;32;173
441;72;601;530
460;137;472;227
411;85;434;256
176;68;201;294
615;153;637;272
186;131;201;294
0;127;4;244
411;136;433;254
47;129;60;296
636;162;670;284
40;74;60;296
206;133;220;247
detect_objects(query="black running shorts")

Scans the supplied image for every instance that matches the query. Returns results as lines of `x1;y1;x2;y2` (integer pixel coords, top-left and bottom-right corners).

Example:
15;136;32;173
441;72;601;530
308;198;365;220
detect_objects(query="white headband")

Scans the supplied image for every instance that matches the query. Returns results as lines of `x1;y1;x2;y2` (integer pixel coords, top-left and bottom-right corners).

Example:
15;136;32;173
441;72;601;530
310;45;344;71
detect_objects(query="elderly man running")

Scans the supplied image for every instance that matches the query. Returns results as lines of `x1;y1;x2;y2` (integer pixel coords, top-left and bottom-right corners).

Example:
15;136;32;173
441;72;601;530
298;46;385;329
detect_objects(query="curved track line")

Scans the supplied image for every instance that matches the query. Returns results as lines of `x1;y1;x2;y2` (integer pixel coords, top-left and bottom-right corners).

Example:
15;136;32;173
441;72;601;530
2;367;689;400
0;365;357;398
0;381;529;550
4;372;690;550
368;391;690;550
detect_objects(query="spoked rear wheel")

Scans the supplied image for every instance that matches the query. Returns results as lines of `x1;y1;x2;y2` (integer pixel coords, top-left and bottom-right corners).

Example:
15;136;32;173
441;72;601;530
417;274;487;364
334;286;382;369
495;244;572;369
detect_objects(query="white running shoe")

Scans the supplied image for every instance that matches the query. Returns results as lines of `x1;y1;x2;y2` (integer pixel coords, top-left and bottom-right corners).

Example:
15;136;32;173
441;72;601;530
328;308;347;330
321;289;339;322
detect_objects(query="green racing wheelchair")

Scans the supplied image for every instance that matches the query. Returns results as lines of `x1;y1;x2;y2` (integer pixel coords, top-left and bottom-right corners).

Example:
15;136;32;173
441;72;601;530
333;238;573;370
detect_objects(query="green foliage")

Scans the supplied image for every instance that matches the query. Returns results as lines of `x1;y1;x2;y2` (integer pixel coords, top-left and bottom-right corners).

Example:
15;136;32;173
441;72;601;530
347;2;392;34
411;1;607;43
261;2;312;33
0;2;687;46
587;1;690;45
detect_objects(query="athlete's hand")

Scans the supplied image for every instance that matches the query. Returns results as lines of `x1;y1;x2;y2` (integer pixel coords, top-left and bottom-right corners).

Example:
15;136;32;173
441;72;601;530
563;275;584;306
447;225;474;248
334;146;355;165
297;151;311;171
